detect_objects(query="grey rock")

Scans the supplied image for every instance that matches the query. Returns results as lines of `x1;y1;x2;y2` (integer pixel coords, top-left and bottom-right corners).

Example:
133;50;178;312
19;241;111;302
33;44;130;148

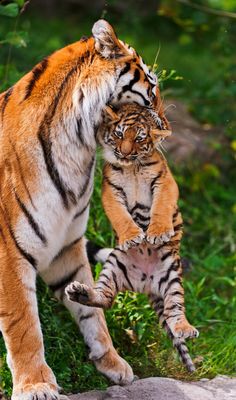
69;376;236;400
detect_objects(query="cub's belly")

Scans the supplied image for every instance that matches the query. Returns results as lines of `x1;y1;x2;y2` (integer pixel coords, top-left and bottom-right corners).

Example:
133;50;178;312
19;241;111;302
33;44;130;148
125;244;161;276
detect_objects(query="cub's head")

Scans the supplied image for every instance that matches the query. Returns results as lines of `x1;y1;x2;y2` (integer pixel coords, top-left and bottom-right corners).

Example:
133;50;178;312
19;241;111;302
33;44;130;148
99;102;171;166
92;19;157;107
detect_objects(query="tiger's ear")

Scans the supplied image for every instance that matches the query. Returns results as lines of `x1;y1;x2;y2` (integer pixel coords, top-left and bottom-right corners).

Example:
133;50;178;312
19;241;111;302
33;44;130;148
150;128;172;144
103;106;120;123
92;19;131;60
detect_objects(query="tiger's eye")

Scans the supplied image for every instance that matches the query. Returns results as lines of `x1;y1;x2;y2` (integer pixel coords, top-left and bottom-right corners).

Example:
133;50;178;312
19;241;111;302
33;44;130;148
136;134;146;142
114;130;123;139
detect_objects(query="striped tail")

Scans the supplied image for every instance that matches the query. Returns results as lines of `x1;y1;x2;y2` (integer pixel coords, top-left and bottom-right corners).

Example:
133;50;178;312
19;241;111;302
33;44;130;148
164;321;196;372
85;239;113;265
151;296;195;372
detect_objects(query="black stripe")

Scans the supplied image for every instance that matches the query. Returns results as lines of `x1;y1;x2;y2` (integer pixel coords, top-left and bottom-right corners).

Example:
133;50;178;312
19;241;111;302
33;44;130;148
38;131;70;209
53;237;82;261
112;254;134;291
0;199;37;269
173;208;179;221
75;118;87;147
78;156;95;199
15;192;47;244
161;251;174;262
133;212;150;222
49;266;80;292
1;87;13;119
79;313;94;322
112;270;119;293
168;290;183;297
141;273;147;281
74;199;90;219
164;277;182;295
130;202;149;214
151;171;163;192
165;303;183;312
159;264;178;291
104;176;127;204
97;280;112;290
174;223;183;232
24;58;48;100
147;248;152;256
118;62;131;79
99;273;110;281
9;224;37;269
122;68;140;93
111;164;123;173
139;222;149;231
38;64;79;209
143;160;159;167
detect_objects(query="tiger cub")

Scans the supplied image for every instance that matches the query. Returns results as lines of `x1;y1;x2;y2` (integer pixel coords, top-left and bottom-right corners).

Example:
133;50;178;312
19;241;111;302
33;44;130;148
66;103;199;372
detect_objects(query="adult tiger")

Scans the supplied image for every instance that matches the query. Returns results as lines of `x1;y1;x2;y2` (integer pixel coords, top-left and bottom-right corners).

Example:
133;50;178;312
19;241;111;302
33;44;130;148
0;20;157;400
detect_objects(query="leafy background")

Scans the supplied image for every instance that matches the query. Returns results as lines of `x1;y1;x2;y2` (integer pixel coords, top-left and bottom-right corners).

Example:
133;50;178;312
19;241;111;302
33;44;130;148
0;0;235;395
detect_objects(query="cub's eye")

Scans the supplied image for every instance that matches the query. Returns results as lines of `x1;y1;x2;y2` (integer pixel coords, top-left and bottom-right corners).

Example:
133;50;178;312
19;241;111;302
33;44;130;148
114;130;123;139
135;134;146;142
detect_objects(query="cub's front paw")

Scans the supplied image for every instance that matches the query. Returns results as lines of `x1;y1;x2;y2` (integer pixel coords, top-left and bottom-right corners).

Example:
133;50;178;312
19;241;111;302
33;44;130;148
119;231;145;251
146;225;174;245
65;281;91;305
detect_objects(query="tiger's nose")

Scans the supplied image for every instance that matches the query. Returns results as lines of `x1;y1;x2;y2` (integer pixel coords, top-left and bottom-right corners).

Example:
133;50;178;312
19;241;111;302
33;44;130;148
121;140;133;156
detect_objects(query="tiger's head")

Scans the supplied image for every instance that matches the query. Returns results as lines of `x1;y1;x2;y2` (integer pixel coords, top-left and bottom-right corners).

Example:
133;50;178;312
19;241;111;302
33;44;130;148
92;20;157;107
98;102;171;166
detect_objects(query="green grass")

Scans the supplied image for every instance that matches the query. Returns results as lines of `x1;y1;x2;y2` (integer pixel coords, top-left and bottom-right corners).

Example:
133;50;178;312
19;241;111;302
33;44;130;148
0;10;236;397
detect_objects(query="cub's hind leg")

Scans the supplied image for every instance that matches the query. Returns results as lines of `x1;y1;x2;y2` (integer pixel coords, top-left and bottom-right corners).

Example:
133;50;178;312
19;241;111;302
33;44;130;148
0;243;58;400
41;238;133;385
149;294;196;372
66;247;127;309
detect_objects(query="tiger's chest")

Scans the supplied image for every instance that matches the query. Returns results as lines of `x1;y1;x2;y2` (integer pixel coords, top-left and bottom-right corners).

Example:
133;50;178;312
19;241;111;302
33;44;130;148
13;144;95;272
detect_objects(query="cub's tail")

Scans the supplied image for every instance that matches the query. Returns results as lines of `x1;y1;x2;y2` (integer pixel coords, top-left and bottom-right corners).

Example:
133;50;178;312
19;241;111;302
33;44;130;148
164;322;196;373
85;239;112;265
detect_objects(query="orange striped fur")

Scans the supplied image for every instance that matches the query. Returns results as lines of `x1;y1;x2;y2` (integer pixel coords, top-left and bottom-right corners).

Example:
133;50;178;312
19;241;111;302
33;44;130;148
0;20;158;399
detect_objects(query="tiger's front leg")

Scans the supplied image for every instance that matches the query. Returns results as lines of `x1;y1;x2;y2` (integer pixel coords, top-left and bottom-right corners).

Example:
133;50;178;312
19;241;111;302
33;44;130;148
41;238;133;386
0;245;58;400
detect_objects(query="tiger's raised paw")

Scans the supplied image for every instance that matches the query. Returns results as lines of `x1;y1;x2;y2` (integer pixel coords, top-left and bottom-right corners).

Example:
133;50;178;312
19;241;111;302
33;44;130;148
65;281;91;305
12;383;59;400
119;232;145;251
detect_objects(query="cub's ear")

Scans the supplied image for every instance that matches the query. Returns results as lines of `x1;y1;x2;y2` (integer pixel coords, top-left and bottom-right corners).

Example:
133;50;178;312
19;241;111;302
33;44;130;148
150;128;172;144
103;106;120;123
92;19;131;60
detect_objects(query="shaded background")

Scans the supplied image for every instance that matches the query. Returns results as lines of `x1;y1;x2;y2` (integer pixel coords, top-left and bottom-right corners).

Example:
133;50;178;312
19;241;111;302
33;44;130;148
0;0;236;396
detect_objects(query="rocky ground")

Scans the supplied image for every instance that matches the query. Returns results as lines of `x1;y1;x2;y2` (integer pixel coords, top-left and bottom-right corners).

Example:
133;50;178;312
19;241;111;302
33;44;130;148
68;376;236;400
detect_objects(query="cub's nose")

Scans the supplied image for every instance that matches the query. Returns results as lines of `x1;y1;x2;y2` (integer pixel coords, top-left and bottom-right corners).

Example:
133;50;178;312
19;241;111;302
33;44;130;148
120;140;133;156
